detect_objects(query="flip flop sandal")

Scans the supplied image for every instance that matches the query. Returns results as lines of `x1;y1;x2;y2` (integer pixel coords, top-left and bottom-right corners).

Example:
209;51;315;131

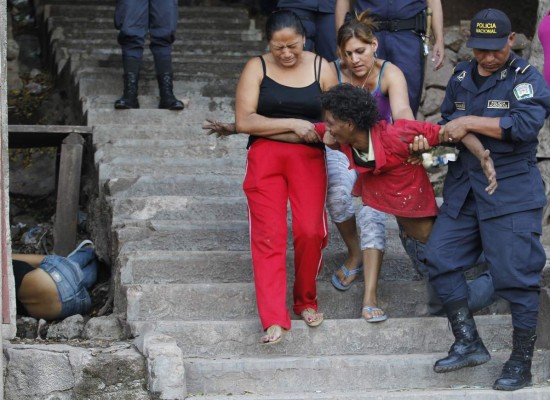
301;308;324;327
331;265;363;291
362;306;388;323
261;325;286;345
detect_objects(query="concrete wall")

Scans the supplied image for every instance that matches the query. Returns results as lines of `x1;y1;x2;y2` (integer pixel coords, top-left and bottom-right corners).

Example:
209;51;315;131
2;0;8;397
1;0;17;343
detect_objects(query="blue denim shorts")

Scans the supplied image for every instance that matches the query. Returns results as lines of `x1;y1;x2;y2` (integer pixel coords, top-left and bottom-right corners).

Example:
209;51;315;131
39;255;92;319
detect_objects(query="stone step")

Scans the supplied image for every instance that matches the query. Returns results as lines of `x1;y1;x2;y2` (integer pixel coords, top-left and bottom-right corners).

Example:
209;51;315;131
124;280;507;322
78;73;238;98
92;125;242;142
44;4;251;20
114;220;398;254
111;196;247;222
67;53;247;75
87;105;235;127
50;27;257;43
124;281;431;321
51;38;265;57
85;95;236;115
98;158;245;180
47;15;252;31
91;124;242;144
72;64;241;84
131;316;514;358
103;175;245;198
186;386;550;400
95;138;246;163
38;0;227;4
182;351;550;395
119;247;421;286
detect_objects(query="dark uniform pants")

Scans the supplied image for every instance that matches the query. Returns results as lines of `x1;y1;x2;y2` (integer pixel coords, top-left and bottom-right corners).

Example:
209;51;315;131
114;0;178;60
425;192;545;330
374;30;424;116
278;8;337;62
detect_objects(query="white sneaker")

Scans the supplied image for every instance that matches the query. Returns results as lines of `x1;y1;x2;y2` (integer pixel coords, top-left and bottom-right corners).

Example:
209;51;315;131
67;239;94;258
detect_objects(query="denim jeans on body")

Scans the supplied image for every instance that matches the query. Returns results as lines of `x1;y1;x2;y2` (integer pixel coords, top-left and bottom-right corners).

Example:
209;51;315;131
39;255;92;319
67;247;99;289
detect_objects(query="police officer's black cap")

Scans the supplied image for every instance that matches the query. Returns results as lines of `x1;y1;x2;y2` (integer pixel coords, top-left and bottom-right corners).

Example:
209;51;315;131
466;8;511;50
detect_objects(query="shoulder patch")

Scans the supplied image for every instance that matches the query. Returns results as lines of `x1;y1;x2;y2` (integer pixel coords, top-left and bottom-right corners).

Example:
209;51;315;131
513;83;534;100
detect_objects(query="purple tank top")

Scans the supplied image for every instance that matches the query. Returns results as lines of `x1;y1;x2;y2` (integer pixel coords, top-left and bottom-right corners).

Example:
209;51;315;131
334;59;392;122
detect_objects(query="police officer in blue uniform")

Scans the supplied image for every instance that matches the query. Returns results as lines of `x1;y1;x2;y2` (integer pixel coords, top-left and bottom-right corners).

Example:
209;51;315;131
335;0;445;116
425;9;550;391
114;0;184;110
277;0;337;61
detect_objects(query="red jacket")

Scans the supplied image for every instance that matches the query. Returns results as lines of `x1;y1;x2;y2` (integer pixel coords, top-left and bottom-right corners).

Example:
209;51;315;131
315;119;441;218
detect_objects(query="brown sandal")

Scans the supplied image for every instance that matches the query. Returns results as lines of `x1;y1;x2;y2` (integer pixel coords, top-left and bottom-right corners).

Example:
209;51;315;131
301;308;324;327
261;325;286;345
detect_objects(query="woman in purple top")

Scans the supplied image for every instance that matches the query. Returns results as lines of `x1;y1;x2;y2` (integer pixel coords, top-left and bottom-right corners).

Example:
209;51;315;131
327;11;414;323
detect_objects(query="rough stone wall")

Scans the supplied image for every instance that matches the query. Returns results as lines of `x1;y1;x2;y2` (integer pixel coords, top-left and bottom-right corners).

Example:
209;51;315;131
3;0;17;347
1;0;7;397
3;341;150;400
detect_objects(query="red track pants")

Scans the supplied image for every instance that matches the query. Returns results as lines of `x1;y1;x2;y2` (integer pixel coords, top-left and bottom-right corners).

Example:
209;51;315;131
243;139;328;331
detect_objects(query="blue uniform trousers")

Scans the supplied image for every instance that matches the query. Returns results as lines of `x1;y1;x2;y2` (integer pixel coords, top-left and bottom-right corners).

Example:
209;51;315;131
374;30;424;116
278;7;337;62
425;192;545;330
114;0;178;60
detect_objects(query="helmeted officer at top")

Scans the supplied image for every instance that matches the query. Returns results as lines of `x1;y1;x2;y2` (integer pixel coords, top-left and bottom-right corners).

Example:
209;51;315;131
424;8;550;391
113;0;184;110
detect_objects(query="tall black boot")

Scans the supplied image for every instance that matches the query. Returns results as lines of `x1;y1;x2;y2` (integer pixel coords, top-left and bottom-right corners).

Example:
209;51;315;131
157;72;184;110
493;328;537;391
434;300;491;373
114;58;140;109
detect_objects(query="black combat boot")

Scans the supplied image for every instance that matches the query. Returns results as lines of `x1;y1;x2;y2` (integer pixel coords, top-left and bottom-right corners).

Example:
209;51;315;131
114;58;140;109
434;300;491;373
157;72;184;110
493;328;537;391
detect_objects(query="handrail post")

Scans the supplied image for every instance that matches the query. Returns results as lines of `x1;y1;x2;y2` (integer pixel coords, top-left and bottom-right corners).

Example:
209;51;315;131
53;132;85;256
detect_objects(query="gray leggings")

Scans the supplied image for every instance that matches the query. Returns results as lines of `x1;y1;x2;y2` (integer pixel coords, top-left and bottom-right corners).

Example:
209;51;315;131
326;147;386;251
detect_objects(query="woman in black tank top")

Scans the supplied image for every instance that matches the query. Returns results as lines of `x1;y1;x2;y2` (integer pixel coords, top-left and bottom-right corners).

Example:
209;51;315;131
232;10;338;345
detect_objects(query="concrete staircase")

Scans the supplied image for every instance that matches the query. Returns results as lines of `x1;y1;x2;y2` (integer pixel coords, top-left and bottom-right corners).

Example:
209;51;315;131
35;1;550;398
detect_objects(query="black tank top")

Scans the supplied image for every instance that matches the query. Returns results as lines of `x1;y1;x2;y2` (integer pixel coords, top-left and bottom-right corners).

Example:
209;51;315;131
247;55;324;148
13;260;34;316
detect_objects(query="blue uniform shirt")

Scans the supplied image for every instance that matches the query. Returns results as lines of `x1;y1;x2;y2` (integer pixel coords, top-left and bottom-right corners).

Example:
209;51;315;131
440;53;550;220
354;0;426;20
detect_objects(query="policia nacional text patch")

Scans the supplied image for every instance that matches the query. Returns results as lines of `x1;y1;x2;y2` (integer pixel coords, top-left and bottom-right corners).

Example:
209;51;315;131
487;100;510;109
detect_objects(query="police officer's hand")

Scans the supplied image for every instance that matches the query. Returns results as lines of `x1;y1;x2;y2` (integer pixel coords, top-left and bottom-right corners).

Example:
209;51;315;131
444;117;469;143
481;149;498;195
